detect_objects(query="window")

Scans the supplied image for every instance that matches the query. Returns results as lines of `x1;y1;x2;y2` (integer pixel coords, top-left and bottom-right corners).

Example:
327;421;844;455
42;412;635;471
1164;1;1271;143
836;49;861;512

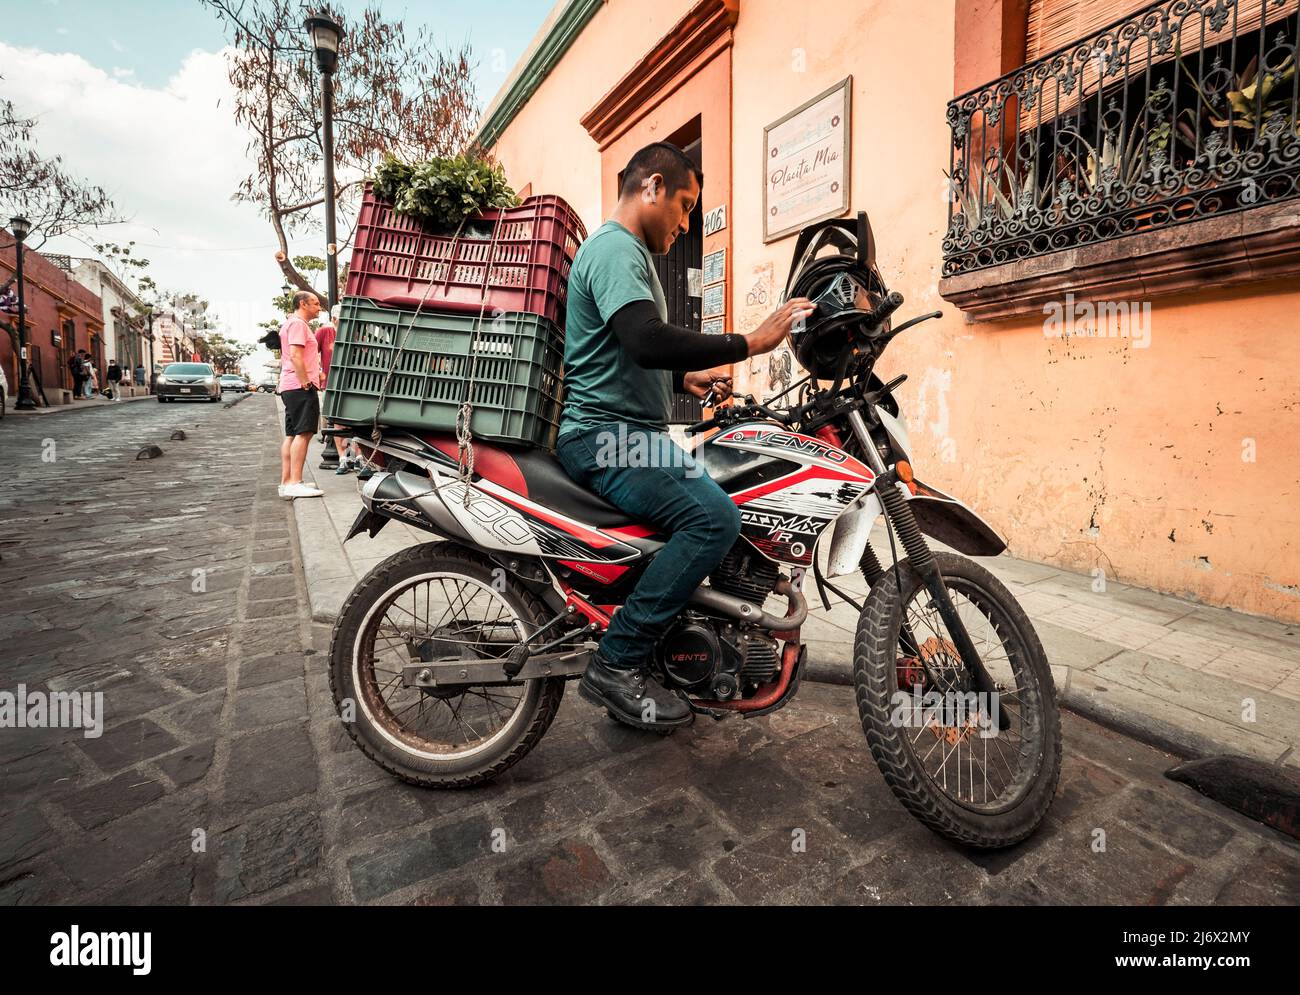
944;0;1300;277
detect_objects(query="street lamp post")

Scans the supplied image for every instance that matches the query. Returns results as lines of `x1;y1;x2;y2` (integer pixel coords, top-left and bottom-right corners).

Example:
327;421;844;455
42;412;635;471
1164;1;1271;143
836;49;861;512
305;13;344;309
9;216;38;410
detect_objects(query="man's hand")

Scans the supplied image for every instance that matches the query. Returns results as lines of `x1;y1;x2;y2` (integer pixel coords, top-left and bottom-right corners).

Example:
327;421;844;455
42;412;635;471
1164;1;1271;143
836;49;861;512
743;297;815;357
683;370;733;404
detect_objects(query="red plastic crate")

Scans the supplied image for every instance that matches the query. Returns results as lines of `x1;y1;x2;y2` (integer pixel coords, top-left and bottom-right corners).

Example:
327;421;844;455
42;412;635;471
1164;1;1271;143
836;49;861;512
345;185;587;328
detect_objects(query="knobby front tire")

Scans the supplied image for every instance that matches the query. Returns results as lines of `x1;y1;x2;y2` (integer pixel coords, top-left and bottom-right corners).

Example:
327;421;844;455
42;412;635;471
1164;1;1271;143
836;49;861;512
854;551;1062;848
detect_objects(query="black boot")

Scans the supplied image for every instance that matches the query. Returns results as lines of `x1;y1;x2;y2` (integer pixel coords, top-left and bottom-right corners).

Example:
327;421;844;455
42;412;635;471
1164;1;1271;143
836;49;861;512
579;655;692;730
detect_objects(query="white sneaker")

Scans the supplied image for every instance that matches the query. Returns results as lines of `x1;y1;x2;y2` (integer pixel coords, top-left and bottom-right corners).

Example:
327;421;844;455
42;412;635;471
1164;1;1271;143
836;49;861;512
282;482;324;499
277;484;288;499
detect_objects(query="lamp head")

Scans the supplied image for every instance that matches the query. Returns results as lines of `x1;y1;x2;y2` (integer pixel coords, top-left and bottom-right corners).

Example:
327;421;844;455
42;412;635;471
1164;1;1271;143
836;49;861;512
304;14;343;74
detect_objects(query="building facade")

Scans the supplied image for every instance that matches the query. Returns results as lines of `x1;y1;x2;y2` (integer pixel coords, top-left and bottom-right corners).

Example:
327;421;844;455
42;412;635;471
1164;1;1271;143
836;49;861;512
71;259;155;383
477;0;1300;621
152;309;198;369
1;231;104;403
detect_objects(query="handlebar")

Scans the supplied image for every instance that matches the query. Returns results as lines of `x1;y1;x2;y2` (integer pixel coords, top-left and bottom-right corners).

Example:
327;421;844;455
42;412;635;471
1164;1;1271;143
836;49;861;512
865;291;904;330
684;302;941;435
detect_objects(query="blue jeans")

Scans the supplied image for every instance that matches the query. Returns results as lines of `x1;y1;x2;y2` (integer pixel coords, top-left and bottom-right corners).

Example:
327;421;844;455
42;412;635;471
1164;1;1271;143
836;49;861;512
556;424;741;672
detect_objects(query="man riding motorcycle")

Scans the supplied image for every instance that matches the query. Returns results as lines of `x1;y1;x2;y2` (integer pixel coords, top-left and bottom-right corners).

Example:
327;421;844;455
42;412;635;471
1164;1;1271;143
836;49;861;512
556;141;815;731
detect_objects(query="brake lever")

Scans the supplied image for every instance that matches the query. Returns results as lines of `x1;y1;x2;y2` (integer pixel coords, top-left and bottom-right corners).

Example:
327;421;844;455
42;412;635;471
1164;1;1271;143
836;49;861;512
884;310;943;339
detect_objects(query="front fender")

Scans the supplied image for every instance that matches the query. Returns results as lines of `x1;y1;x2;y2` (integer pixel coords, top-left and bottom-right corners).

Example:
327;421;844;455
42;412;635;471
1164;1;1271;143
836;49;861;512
908;479;1006;556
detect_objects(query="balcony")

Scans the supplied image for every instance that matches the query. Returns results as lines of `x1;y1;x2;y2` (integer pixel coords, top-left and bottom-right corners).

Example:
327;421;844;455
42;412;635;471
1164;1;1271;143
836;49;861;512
940;0;1300;318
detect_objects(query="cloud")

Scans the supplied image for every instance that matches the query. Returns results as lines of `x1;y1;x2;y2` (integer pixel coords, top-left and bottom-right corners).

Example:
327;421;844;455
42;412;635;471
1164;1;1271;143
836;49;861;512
0;42;324;357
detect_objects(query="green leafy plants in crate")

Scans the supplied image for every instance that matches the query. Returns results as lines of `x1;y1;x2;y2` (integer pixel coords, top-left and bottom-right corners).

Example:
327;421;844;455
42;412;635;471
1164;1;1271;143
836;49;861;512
372;153;521;232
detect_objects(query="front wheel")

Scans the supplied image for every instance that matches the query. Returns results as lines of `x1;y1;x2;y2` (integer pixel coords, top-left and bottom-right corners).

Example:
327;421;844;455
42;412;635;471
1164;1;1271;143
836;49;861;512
854;551;1061;848
329;541;565;788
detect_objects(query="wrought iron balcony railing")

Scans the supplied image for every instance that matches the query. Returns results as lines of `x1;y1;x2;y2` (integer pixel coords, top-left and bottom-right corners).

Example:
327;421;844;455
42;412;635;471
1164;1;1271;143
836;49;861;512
943;0;1300;277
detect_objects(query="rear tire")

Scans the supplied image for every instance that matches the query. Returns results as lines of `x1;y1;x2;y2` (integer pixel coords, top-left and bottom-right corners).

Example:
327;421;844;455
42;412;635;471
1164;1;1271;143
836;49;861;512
854;551;1061;848
329;541;565;788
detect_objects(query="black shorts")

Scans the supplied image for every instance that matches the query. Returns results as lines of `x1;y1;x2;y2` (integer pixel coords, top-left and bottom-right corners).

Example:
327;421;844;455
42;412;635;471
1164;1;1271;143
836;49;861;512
282;388;320;437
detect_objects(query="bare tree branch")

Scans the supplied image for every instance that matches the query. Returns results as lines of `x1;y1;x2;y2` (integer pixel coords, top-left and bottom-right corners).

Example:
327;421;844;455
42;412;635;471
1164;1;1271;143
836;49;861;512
202;0;478;291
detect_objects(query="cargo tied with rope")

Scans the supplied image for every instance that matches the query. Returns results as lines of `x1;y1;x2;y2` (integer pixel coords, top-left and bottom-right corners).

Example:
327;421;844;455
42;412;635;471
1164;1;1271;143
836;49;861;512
323;185;583;455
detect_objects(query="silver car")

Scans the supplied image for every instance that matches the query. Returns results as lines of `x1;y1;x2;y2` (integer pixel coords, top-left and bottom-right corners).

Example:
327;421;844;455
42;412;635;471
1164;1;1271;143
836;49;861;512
156;363;221;403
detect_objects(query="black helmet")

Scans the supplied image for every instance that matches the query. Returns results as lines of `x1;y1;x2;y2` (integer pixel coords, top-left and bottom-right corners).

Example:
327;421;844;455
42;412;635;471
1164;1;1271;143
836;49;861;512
783;213;888;379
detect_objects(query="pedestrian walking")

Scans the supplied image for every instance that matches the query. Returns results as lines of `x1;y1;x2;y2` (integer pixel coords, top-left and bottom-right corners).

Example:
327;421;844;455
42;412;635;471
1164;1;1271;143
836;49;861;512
278;291;326;500
135;363;146;390
68;351;85;400
83;356;99;398
106;359;123;401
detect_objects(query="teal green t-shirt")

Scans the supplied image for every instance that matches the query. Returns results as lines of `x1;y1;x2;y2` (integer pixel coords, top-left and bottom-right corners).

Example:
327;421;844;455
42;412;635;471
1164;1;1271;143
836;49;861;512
559;220;671;437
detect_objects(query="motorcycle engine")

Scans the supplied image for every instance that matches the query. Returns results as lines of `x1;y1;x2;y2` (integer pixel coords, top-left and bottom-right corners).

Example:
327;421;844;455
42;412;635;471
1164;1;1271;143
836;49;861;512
656;613;782;699
654;544;785;699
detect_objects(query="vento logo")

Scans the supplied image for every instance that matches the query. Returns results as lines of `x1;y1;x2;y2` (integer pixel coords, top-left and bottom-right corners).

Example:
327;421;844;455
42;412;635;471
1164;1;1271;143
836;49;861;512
49;926;151;975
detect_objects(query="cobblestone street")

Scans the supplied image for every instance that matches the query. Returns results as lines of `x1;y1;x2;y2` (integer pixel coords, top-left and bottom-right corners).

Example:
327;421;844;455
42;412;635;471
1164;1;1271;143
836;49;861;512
1;395;1298;905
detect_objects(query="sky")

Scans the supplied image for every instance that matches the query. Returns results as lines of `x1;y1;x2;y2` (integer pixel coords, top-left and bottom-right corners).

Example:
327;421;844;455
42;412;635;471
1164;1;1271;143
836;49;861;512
0;0;557;373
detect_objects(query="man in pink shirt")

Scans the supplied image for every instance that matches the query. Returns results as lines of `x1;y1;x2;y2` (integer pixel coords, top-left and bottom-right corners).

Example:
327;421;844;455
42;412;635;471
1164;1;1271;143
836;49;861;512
278;290;325;500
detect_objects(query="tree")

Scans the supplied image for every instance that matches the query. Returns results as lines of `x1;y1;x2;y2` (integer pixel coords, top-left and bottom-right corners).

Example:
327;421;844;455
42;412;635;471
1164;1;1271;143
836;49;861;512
169;291;217;332
204;0;479;292
196;330;254;372
1;89;121;249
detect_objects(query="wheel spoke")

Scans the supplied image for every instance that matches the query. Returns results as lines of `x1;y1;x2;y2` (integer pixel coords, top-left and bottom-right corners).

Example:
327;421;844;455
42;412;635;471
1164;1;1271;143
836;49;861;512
888;577;1046;812
353;568;543;759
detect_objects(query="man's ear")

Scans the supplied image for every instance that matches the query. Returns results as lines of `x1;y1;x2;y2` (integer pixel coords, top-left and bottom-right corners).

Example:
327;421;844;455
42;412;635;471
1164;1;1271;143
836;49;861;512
642;172;663;204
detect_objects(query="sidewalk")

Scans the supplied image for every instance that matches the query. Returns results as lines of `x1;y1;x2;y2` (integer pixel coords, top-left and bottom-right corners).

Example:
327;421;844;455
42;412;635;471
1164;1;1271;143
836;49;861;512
5;390;158;416
289;432;1300;770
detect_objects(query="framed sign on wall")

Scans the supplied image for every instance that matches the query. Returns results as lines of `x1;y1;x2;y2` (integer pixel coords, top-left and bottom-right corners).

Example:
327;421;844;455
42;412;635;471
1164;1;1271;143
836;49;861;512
763;76;851;242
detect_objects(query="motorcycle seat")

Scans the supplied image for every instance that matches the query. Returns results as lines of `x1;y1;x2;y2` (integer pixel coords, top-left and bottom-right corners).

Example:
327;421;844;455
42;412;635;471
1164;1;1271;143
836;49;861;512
417;434;637;529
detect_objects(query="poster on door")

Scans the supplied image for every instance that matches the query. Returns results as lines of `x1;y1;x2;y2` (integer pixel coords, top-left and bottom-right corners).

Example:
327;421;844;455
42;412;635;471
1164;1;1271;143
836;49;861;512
763;76;851;242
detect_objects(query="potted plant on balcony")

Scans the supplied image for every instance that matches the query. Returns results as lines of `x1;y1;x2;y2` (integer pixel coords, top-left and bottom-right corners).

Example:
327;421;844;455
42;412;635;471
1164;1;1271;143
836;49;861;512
1174;46;1298;206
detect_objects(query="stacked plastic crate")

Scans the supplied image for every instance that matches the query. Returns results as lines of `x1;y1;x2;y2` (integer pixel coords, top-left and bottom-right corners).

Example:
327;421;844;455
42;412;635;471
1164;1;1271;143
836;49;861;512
323;184;587;449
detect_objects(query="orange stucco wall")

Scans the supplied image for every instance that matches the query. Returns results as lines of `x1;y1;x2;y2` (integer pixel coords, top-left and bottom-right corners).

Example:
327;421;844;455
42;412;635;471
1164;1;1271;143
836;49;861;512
489;0;700;232
486;0;1300;621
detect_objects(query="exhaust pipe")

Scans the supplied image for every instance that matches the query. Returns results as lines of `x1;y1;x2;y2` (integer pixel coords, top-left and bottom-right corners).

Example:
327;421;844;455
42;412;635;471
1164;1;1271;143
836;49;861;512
687;576;807;632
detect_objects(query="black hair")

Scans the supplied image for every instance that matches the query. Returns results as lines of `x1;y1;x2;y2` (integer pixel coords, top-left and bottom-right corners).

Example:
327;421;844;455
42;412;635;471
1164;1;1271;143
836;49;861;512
292;290;318;311
619;142;702;200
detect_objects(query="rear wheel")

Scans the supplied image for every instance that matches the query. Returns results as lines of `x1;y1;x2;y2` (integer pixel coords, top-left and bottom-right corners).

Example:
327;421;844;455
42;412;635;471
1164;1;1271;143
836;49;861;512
854;551;1061;848
329;541;565;787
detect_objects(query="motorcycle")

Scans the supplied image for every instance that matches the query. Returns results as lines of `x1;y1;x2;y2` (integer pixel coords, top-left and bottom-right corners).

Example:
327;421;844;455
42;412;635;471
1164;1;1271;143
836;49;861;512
329;210;1062;848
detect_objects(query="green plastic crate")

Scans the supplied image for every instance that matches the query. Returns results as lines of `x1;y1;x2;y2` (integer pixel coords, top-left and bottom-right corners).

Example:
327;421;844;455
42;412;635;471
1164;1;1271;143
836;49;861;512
323;297;564;448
